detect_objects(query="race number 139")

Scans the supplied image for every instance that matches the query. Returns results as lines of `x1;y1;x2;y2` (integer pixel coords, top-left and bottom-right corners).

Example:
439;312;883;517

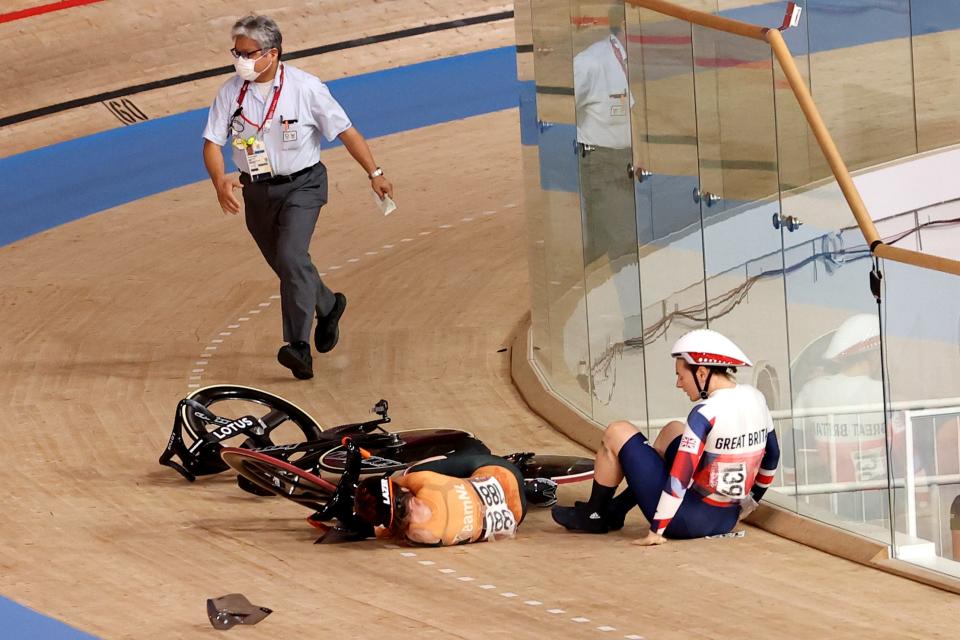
716;461;747;497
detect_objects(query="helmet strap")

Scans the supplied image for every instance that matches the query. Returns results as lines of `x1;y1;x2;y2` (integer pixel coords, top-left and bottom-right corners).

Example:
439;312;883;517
695;367;715;400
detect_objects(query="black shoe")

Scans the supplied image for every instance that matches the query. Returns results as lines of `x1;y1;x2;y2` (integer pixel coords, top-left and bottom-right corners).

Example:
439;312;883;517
277;341;313;380
551;504;609;534
574;500;627;531
524;478;559;507
315;293;347;353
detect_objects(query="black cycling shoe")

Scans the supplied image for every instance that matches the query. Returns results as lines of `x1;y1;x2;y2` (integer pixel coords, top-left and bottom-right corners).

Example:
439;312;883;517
277;341;313;380
524;478;559;507
314;293;347;354
551;504;610;534
574;499;627;531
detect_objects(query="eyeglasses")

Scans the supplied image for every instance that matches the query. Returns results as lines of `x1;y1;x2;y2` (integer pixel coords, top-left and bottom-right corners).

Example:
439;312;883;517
230;47;267;60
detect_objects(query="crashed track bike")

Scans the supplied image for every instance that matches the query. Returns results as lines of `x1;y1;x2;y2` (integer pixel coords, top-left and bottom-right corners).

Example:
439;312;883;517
159;385;593;497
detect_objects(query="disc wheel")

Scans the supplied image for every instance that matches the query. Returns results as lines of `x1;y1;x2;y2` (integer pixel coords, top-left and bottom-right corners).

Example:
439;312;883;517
181;384;323;446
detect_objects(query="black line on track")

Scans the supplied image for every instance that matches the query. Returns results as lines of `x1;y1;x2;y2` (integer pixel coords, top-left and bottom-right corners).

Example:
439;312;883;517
0;10;515;127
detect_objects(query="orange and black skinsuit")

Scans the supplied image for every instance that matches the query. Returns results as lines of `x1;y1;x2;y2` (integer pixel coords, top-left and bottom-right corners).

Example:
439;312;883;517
391;454;527;546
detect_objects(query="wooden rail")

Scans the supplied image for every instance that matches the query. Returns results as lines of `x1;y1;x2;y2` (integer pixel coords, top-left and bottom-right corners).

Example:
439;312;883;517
627;0;767;40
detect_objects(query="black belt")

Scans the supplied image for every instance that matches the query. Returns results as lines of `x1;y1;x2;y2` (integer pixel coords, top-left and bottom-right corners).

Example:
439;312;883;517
576;142;629;157
242;163;314;185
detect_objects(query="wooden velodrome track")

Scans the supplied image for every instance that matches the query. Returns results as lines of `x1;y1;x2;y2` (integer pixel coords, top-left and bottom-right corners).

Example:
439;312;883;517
2;1;960;638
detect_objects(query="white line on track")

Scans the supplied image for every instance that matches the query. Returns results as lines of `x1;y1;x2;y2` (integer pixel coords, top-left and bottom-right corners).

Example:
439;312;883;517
185;206;509;392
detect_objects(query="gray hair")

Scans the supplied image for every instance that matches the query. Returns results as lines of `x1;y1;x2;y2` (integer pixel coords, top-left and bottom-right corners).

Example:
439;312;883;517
231;15;283;56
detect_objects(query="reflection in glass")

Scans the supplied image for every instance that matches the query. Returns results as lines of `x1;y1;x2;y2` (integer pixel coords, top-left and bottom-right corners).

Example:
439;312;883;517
882;259;960;564
806;0;917;170
529;0;592;412
911;3;960;151
628;10;707;430
778;190;891;542
571;1;644;423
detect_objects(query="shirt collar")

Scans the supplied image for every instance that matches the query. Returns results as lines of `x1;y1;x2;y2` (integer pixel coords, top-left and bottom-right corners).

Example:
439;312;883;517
609;34;626;57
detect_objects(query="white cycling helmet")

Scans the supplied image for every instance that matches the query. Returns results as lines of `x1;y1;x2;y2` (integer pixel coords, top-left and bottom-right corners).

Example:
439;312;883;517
823;313;880;361
671;329;753;368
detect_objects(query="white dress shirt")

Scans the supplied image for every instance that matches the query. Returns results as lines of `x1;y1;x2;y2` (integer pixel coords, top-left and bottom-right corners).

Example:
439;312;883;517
203;63;352;176
573;35;632;149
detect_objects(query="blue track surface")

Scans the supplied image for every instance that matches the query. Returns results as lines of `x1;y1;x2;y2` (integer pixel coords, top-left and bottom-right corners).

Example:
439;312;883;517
0;47;518;247
0;598;98;640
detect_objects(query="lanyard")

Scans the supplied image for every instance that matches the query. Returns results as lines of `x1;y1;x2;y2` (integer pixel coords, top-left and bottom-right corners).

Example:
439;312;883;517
609;35;627;77
236;63;285;135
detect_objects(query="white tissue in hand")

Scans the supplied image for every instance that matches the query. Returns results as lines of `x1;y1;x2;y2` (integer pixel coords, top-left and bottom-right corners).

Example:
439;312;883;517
374;193;397;216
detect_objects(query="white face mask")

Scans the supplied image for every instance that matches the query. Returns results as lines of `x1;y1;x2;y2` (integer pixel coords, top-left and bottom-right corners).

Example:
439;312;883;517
234;53;267;82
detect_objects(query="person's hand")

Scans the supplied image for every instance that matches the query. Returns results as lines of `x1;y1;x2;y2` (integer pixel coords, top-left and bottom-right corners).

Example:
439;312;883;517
215;175;243;215
738;495;759;522
632;531;667;546
371;175;393;199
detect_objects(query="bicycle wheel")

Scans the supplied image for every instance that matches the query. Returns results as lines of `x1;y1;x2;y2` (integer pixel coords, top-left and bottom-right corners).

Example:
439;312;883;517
221;448;337;511
316;428;489;475
507;453;594;484
181;384;324;446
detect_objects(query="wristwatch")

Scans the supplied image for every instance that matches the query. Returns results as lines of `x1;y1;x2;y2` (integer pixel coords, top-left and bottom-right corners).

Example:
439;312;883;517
368;167;384;179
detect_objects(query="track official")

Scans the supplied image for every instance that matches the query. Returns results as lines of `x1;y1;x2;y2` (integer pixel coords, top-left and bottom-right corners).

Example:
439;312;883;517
202;15;393;380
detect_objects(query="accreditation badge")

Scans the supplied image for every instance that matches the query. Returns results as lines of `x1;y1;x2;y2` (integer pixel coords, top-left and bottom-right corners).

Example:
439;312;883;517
244;138;274;182
610;91;627;117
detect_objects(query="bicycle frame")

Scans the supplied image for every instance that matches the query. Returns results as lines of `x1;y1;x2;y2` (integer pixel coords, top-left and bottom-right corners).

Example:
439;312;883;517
159;397;394;482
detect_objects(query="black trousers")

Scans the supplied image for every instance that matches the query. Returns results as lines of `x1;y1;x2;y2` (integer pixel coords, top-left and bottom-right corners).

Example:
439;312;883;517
578;146;639;266
240;162;336;344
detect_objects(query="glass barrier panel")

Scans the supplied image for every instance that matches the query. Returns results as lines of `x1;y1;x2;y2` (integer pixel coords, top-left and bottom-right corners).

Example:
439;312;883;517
805;0;917;170
779;177;892;547
882;258;960;575
691;25;793;403
629;9;707;433
570;0;643;424
519;0;552;376
771;1;821;191
910;2;960;151
530;0;593;413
